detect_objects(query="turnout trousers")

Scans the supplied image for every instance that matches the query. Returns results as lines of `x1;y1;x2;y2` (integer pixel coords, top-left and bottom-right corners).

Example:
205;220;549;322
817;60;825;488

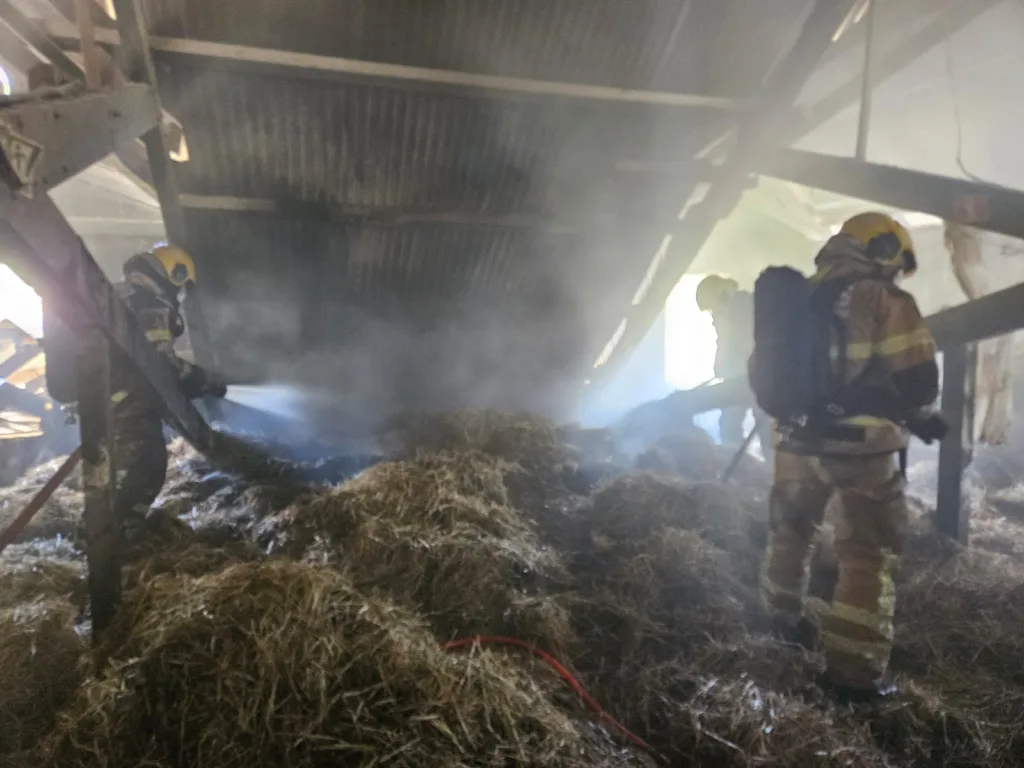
112;414;168;532
760;449;909;688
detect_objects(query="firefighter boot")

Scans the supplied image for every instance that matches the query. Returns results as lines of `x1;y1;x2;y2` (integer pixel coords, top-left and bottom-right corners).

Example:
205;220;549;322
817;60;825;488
823;671;899;704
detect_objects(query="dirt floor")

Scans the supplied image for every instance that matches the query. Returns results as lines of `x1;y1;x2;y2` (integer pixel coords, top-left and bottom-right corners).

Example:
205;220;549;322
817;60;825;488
1;414;1023;767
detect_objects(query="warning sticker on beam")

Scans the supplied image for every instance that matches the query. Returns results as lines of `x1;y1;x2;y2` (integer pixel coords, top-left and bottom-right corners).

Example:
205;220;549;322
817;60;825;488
0;123;42;188
953;194;990;225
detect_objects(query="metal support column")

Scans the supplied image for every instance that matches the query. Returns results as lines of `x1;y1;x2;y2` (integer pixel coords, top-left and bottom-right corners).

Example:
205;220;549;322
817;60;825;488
76;328;120;638
937;343;976;543
854;0;875;160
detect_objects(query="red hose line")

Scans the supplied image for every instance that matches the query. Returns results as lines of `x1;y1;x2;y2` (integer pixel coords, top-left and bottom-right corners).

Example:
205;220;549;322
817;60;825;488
443;635;665;763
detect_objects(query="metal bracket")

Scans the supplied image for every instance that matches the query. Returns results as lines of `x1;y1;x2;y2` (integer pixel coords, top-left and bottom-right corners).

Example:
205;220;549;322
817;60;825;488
0;85;159;197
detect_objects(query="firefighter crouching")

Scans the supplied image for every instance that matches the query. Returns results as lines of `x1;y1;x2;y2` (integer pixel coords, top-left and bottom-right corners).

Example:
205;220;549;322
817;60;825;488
750;213;946;702
111;245;226;540
696;274;773;463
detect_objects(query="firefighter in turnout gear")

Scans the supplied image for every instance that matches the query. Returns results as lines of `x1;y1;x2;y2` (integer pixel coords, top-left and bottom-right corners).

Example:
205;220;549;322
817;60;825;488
755;212;942;701
695;274;773;462
111;245;226;539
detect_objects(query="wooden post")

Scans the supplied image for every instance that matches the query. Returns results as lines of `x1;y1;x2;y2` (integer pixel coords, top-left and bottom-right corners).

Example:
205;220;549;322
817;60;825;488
73;0;102;88
76;328;121;640
936;343;975;543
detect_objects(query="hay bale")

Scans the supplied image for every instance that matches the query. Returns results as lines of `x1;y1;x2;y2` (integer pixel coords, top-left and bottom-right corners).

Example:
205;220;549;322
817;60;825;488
388;410;576;513
282;451;514;550
572;528;753;668
610;660;890;767
391;409;570;469
120;509;264;586
47;560;645;767
861;681;1003;766
0;560;85;610
896;545;1024;688
693;634;825;695
584;474;754;557
0;600;84;757
0;482;82;543
279;452;574;654
635;429;718;481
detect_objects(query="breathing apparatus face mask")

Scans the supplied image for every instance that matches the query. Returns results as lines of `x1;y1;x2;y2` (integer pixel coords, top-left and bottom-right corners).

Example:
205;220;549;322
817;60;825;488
179;279;195;304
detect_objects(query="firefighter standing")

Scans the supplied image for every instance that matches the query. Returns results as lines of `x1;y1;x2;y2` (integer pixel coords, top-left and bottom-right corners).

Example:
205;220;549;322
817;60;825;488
111;245;226;539
696;274;773;462
757;213;942;701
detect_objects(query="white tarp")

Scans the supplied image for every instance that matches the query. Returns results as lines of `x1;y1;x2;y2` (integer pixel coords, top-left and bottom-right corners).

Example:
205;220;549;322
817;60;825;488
943;222;1024;445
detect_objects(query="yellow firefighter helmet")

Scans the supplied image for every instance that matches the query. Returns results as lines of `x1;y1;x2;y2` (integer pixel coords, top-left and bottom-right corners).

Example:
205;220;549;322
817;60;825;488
151;244;197;286
839;212;917;277
695;274;739;313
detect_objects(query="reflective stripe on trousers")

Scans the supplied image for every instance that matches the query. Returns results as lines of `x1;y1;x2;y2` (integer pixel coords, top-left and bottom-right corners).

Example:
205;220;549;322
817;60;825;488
761;450;908;687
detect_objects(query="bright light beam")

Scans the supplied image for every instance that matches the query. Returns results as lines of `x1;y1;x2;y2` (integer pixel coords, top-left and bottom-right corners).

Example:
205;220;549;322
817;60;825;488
0;265;43;338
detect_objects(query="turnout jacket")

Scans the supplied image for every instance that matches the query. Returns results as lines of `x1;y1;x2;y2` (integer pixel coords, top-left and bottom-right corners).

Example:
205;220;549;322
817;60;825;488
783;235;938;456
111;274;210;421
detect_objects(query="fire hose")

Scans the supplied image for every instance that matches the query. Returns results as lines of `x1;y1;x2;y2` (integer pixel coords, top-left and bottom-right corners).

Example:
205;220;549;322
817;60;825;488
443;635;666;764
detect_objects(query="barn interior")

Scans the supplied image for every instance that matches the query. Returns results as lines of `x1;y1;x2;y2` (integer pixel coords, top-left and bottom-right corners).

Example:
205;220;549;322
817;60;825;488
2;0;1024;765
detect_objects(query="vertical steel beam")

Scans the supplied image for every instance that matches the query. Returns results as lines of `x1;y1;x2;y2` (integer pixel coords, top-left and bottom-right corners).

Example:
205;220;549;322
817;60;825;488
76;327;120;639
854;0;875;160
937;343;975;544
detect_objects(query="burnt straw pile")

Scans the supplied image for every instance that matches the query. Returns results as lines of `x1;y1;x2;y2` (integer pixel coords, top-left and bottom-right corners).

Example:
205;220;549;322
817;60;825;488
0;410;1023;766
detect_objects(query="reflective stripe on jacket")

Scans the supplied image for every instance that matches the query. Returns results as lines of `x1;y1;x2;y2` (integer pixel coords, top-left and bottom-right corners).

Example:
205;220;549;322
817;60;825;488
111;276;206;419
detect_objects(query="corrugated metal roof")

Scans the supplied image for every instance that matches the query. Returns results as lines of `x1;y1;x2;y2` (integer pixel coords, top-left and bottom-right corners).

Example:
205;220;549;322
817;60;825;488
124;0;832;413
143;0;812;98
158;62;718;218
184;209;581;301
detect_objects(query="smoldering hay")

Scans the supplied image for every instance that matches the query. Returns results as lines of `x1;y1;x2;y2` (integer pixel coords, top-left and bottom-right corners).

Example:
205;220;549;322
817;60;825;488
0;409;1022;766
